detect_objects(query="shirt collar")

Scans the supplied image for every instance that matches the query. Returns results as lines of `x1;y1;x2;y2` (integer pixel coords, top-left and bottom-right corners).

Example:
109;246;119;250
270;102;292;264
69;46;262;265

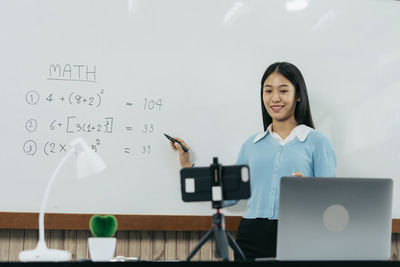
252;124;313;143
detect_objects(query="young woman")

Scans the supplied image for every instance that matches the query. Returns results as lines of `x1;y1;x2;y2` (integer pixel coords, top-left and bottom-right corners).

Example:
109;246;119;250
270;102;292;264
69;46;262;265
170;62;336;260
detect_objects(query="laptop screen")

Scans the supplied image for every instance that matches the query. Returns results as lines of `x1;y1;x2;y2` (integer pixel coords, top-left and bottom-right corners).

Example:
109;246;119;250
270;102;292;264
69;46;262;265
276;177;393;260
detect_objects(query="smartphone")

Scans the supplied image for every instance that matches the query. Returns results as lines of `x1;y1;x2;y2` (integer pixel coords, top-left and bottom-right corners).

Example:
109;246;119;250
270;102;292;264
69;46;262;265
180;165;250;202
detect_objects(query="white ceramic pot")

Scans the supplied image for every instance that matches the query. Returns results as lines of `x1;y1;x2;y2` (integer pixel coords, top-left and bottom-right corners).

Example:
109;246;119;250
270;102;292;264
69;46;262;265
88;237;116;262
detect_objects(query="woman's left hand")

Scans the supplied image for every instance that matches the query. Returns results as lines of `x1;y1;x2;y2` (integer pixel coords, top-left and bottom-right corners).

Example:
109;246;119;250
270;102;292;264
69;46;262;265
292;172;305;177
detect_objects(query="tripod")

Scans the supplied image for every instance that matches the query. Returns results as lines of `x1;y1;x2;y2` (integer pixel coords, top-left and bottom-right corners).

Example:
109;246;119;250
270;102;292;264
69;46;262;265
186;158;246;261
186;209;246;261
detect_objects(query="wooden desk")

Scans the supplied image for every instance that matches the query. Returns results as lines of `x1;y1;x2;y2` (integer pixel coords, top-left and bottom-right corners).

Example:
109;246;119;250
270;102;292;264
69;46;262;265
0;261;399;266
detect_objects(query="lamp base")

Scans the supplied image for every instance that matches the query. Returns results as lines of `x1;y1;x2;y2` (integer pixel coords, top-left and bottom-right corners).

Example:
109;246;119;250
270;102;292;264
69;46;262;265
19;246;71;262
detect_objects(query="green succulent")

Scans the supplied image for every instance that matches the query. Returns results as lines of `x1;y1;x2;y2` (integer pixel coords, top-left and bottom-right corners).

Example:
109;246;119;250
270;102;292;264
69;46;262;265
89;215;118;237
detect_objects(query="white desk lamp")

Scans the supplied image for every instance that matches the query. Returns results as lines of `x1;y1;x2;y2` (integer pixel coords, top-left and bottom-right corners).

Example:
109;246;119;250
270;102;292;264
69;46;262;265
19;137;106;262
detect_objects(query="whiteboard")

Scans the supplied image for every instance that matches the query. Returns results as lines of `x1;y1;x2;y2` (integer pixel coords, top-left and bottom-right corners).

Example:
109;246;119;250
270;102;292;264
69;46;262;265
1;0;400;217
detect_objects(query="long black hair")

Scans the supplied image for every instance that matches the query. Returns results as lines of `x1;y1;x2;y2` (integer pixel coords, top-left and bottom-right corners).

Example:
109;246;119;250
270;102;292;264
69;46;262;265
260;62;315;131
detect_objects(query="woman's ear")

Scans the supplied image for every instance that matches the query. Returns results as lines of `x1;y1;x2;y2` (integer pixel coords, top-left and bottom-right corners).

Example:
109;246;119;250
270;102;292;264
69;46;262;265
297;97;301;102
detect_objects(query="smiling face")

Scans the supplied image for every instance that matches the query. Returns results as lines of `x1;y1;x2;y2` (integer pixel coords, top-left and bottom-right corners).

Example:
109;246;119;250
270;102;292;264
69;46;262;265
263;71;299;123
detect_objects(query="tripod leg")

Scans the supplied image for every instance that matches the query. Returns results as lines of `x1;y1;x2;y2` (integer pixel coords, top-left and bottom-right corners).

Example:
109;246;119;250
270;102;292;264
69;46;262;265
186;229;213;261
214;227;229;261
226;231;246;261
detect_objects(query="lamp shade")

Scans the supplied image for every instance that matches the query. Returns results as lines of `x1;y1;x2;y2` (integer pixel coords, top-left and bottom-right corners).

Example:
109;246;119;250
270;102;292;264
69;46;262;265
70;138;106;179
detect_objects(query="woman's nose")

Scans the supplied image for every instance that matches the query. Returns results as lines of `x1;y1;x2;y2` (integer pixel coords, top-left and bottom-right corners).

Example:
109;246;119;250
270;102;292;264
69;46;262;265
272;92;280;102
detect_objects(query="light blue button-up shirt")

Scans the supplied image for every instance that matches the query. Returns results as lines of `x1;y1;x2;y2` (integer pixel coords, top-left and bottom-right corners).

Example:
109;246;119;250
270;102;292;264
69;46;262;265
227;125;336;219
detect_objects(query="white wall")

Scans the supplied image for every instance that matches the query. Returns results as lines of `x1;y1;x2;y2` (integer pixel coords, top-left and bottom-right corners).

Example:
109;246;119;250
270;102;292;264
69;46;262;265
0;0;399;216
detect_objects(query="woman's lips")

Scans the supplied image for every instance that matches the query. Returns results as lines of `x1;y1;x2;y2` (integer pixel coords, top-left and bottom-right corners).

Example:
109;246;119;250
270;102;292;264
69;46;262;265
270;105;284;112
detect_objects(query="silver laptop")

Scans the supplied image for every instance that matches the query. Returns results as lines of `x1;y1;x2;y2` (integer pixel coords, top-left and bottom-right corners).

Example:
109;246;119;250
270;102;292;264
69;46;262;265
276;177;393;260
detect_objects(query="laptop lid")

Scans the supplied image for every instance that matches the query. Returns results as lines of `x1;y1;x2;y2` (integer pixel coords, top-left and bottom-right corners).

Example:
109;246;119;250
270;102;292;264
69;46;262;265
276;177;393;260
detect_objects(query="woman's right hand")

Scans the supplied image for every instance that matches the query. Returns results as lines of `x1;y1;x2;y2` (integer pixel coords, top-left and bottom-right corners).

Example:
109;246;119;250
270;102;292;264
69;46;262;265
170;137;192;168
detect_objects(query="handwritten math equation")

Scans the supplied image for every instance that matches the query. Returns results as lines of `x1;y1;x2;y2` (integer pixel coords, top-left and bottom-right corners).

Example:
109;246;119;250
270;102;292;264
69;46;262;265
23;64;164;157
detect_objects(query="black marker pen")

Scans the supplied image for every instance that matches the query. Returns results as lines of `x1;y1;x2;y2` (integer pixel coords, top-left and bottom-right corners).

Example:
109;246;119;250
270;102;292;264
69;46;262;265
164;133;189;152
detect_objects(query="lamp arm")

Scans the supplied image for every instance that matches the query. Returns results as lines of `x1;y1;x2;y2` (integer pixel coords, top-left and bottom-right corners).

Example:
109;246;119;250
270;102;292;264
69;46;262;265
38;148;75;244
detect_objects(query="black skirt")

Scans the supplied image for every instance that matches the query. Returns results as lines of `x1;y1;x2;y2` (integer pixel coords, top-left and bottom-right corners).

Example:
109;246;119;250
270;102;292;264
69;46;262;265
234;218;278;261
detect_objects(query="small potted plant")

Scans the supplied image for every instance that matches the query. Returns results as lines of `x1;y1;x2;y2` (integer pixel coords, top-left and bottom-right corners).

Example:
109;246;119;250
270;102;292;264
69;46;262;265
88;215;118;261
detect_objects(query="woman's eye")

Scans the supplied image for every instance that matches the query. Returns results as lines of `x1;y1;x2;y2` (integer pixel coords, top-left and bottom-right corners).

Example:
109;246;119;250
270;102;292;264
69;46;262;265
280;90;288;93
265;90;272;93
